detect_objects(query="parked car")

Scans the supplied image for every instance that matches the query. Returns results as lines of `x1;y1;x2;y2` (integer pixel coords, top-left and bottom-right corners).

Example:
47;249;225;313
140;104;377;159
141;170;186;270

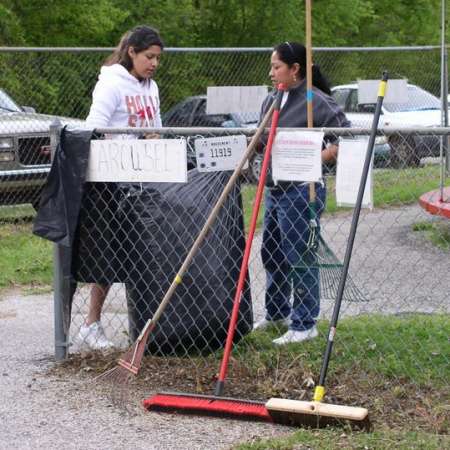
163;95;259;128
162;95;260;175
331;82;445;166
162;94;391;181
0;88;83;208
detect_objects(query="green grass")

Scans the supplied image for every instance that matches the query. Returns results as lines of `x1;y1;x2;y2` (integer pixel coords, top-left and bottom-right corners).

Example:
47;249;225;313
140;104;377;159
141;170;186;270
0;164;446;288
0;204;35;222
0;222;53;288
238;314;449;388
242;164;444;223
234;428;449;450
231;313;449;450
413;220;450;250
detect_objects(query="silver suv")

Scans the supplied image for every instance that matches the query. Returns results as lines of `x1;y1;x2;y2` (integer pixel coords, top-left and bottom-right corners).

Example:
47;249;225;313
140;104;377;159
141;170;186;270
0;89;83;207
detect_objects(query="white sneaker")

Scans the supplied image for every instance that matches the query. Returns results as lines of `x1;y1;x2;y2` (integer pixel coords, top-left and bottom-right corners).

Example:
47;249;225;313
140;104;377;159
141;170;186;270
272;326;319;345
77;321;114;350
253;317;290;331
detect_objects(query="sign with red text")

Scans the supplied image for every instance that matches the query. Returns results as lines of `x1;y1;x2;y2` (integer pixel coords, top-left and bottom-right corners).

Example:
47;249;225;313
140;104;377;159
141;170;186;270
272;131;323;183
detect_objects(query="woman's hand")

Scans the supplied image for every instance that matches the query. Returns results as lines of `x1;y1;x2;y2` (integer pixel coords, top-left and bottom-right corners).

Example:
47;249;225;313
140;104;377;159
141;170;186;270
144;133;160;139
322;143;338;163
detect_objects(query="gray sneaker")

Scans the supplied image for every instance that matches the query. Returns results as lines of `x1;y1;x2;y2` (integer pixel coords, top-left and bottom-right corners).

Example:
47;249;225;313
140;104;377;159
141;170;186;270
253;317;290;331
77;321;114;350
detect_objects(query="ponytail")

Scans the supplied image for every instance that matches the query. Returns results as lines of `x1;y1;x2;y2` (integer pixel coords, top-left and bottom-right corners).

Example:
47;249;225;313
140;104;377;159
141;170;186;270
311;64;331;95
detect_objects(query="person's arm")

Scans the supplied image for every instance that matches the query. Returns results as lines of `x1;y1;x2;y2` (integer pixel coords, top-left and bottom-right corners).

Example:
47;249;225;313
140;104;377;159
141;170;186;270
86;82;119;128
153;86;162;128
316;90;351;164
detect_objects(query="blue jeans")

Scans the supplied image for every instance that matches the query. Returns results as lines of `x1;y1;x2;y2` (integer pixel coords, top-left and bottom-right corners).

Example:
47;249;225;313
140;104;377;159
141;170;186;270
261;183;326;331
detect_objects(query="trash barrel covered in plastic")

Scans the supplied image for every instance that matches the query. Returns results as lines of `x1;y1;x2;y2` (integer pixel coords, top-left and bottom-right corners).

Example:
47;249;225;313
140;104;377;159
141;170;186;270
123;170;253;355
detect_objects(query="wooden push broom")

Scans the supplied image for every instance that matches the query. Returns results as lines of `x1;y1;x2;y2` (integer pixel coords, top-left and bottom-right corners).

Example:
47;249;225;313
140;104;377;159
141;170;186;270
265;71;388;430
262;2;383;429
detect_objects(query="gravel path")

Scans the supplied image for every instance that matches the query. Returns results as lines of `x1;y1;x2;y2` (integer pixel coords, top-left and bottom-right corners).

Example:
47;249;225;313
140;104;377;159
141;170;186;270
0;292;289;450
1;203;448;449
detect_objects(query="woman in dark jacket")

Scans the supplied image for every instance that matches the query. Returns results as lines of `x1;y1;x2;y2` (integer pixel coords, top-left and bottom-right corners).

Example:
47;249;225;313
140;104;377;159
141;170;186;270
253;41;350;345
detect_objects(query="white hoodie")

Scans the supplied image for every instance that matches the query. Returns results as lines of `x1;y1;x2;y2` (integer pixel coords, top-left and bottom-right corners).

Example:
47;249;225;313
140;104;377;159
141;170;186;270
86;64;162;130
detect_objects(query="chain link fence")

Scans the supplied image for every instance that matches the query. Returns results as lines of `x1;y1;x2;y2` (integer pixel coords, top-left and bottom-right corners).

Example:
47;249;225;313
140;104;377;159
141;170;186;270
1;45;449;209
38;124;447;389
0;46;448;209
0;47;449;425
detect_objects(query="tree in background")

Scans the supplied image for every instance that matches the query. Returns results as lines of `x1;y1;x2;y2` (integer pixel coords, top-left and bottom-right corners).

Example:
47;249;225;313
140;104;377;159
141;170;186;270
2;0;126;46
0;0;447;116
1;0;447;48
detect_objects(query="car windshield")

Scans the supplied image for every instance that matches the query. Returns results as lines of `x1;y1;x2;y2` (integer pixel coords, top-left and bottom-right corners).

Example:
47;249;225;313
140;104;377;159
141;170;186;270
0;89;21;113
383;86;441;113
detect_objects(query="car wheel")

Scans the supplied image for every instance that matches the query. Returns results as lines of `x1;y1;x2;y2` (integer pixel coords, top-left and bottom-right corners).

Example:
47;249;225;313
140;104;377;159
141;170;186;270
389;134;420;168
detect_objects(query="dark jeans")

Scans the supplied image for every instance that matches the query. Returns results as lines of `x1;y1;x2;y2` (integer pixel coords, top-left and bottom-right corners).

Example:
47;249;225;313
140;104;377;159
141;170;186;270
261;182;326;331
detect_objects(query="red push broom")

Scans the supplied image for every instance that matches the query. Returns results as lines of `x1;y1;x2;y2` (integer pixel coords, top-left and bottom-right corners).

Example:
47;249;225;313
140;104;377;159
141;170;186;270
143;84;286;422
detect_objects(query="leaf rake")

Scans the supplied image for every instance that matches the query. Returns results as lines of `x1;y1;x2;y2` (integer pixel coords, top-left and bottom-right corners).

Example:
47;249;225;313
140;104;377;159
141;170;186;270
94;100;277;391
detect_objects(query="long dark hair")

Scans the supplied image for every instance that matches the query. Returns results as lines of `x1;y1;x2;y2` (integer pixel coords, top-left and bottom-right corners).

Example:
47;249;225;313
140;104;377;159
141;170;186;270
274;41;331;95
105;25;164;70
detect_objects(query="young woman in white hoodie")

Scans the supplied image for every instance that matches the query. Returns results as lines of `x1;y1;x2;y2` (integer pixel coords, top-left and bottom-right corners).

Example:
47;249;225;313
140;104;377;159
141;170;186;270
79;25;164;350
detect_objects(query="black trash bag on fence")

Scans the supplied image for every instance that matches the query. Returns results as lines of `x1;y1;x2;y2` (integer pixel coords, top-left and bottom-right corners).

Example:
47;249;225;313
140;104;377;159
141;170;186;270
32;126;93;335
72;181;129;284
123;170;253;356
33;126;92;248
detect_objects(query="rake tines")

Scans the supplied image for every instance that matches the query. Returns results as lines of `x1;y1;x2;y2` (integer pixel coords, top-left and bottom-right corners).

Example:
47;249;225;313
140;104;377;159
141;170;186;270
94;362;135;408
95;363;133;384
95;326;151;388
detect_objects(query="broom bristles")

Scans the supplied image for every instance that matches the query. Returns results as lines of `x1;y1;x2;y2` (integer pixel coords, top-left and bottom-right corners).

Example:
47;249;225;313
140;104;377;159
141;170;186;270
144;392;272;422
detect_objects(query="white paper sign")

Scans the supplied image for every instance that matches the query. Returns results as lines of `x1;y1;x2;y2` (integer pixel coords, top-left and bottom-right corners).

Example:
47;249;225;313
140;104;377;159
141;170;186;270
336;138;373;208
358;79;408;104
195;135;248;172
271;131;323;183
86;139;187;183
206;86;268;114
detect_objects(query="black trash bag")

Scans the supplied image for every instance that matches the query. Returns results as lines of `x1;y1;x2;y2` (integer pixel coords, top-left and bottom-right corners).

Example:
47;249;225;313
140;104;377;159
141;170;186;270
123;170;253;355
33;126;92;248
32;126;93;334
71;181;129;284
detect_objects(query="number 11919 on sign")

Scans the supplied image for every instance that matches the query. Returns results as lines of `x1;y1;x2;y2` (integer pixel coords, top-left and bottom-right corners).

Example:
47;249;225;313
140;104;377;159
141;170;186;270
194;135;248;172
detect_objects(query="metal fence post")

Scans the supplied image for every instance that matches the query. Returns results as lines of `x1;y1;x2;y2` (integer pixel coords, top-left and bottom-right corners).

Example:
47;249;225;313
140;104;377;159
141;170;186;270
49;119;69;361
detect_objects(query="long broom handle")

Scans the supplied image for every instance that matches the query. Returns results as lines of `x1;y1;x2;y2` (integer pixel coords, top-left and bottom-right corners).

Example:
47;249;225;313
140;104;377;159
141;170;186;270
313;71;389;402
134;101;277;343
305;0;316;205
215;86;285;396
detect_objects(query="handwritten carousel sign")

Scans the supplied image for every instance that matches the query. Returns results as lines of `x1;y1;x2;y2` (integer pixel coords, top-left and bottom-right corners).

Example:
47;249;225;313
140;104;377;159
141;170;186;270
86;139;187;183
